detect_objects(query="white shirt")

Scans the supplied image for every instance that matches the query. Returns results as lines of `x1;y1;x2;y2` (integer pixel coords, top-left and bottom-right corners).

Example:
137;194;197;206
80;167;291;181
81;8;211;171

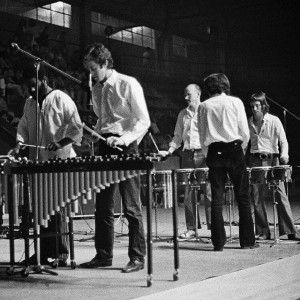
248;112;289;159
169;103;202;151
17;90;83;161
92;70;150;146
199;93;250;156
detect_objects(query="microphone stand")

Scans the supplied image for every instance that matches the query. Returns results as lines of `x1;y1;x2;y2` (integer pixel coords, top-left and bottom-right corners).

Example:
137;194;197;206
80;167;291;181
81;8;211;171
265;94;300;133
265;94;300;198
11;43;87;88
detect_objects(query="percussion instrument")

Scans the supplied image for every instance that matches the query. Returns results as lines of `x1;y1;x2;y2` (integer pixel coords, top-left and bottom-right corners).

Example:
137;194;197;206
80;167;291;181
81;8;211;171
1;153;180;283
269;165;292;183
249;166;272;185
175;168;209;188
193;168;209;184
175;168;194;186
141;170;173;209
2;154;165;228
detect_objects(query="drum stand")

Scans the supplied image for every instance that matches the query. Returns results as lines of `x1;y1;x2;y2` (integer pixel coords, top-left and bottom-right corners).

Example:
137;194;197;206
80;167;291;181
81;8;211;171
268;181;281;247
189;182;209;244
224;180;236;243
152;187;169;242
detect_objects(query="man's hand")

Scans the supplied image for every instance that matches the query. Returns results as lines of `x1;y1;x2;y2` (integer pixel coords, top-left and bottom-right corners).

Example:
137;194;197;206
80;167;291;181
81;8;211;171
280;156;289;165
84;133;100;144
7;142;23;156
106;136;125;148
45;142;62;151
158;150;171;157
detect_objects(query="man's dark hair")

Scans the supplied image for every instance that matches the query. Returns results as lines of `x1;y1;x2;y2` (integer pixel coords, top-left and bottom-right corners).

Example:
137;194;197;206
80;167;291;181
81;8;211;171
250;92;270;113
203;73;231;95
83;43;114;68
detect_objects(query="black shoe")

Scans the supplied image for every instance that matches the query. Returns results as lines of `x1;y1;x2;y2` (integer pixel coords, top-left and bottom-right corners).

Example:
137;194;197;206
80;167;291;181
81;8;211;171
241;243;260;249
287;233;300;241
80;256;112;268
122;259;144;273
58;259;68;267
213;246;224;252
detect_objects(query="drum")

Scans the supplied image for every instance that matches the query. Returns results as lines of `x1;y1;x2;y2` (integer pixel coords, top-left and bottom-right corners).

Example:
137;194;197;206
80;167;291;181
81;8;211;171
175;169;195;186
249;166;272;185
140;170;172;190
152;170;172;191
193;168;209;184
269;165;292;183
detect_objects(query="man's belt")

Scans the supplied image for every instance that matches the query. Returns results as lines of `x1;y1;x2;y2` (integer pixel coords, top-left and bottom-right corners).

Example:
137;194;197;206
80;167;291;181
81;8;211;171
184;149;202;152
251;153;279;160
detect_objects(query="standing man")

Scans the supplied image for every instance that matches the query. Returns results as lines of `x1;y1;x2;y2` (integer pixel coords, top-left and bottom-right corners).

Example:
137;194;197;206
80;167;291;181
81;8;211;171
9;63;83;266
248;92;300;241
80;43;150;273
159;84;211;238
199;73;257;251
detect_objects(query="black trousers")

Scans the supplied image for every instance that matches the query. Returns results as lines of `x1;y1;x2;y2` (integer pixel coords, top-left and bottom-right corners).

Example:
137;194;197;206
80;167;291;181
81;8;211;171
206;141;255;248
94;136;146;262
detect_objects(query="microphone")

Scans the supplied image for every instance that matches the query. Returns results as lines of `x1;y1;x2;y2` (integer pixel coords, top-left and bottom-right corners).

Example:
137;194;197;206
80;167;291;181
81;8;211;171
11;43;20;50
88;73;93;106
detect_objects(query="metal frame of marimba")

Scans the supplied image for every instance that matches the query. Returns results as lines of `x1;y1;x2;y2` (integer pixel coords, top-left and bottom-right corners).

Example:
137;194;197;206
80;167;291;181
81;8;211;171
1;156;180;286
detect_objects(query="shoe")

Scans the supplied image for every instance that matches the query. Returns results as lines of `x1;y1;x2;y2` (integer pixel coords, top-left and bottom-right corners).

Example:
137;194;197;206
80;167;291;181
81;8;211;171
256;234;270;240
241;243;260;249
287;233;300;241
122;259;144;273
179;230;195;239
213;246;224;252
80;256;112;268
58;259;68;267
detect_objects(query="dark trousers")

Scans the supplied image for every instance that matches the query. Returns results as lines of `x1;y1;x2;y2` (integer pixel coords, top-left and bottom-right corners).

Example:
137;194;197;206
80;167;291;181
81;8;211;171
206;141;255;248
95;137;146;262
249;156;297;237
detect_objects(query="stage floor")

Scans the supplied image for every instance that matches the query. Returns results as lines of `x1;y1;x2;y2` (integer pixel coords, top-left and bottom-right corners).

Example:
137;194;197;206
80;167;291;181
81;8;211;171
0;199;300;300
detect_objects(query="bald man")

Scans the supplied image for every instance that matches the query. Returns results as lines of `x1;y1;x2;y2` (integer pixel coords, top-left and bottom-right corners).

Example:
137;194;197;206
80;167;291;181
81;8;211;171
160;84;211;239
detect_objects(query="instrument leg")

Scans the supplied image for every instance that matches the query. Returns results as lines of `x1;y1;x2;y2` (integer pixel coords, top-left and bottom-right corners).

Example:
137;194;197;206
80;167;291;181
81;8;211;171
172;171;179;281
146;170;153;287
6;174;16;275
226;186;233;243
270;185;280;247
69;217;76;269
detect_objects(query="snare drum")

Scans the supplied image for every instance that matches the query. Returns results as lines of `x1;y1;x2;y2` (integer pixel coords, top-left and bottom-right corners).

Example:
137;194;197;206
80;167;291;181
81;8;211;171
269;165;292;182
152;170;172;191
140;170;173;208
175;169;195;186
249;166;272;185
193;168;209;184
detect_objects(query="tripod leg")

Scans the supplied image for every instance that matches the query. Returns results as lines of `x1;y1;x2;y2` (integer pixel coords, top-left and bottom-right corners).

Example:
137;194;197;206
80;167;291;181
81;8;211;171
270;186;279;247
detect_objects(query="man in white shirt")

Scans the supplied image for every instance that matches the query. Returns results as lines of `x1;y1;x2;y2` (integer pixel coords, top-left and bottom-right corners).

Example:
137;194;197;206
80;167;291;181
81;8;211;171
160;84;211;239
199;73;257;251
248;92;300;241
9;64;83;266
80;43;150;273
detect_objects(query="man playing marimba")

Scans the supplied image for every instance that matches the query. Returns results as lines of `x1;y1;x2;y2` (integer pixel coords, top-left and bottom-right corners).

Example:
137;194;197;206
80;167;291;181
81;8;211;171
9;63;83;266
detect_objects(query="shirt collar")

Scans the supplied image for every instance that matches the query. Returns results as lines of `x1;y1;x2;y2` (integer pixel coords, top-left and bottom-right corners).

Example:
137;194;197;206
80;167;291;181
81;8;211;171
104;69;117;86
249;112;270;127
186;102;200;115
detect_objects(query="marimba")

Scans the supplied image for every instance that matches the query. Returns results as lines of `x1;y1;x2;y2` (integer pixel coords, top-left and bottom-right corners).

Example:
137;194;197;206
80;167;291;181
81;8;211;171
1;154;180;285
